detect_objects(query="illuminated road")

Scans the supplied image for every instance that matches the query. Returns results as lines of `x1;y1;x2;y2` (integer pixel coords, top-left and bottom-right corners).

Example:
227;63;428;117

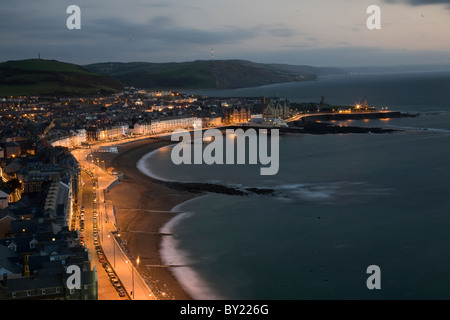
73;141;155;300
79;170;128;300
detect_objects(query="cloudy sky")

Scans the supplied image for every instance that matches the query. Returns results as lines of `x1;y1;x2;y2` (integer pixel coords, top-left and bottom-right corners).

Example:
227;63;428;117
1;0;450;67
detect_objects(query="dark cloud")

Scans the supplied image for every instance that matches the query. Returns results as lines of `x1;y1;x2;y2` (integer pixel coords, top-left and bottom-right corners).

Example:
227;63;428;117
83;16;264;45
0;4;300;65
93;17;299;45
1;1;450;66
0;4;300;53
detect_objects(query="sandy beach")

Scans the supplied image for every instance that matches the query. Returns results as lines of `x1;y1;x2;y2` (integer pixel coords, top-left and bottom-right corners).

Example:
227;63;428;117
99;137;197;300
96;135;277;300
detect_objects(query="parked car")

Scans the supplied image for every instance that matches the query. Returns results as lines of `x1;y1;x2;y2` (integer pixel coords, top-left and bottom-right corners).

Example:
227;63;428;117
118;289;126;297
115;284;123;292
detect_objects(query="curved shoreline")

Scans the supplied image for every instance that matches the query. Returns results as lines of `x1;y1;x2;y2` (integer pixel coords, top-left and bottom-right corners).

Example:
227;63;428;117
136;145;178;182
99;137;280;300
107;138;279;299
159;194;226;300
102;138;198;300
99;119;413;300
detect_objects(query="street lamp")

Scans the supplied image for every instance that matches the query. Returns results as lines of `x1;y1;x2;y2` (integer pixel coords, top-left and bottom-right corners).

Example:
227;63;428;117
134;256;140;300
108;233;115;268
126;256;140;300
125;259;133;300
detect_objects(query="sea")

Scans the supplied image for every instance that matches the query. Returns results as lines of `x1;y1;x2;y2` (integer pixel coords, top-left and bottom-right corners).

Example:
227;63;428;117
137;70;450;300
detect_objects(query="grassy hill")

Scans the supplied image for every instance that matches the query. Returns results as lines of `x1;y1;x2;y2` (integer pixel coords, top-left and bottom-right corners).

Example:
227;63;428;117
0;58;345;96
86;60;217;89
0;59;124;97
85;60;344;90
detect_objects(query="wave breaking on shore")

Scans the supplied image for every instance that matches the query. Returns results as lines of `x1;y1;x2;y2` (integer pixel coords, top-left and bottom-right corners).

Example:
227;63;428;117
159;198;225;300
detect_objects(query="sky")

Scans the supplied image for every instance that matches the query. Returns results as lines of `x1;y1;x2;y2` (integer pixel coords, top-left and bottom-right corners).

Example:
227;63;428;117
1;0;450;67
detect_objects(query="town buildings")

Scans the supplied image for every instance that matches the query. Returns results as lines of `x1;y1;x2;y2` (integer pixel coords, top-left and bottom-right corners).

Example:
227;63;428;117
0;90;300;300
0;133;95;300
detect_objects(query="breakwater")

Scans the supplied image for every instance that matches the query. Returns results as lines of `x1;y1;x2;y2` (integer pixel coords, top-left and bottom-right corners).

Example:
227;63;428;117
293;111;412;124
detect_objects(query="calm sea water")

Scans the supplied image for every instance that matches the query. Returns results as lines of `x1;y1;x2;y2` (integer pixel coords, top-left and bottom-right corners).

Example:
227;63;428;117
139;71;450;300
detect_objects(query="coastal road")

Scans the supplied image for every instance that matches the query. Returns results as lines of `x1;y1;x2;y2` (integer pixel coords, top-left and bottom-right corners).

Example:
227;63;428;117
79;170;128;300
94;159;156;300
74;145;156;300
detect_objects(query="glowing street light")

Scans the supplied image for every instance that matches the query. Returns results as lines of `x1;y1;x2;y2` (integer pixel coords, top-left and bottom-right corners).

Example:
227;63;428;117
126;256;140;300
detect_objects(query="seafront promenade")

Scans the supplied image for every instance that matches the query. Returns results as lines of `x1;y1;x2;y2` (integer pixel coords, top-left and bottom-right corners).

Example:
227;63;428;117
72;138;156;300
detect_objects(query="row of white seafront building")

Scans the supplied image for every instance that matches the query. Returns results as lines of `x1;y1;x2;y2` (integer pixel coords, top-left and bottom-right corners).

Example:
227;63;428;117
50;117;223;149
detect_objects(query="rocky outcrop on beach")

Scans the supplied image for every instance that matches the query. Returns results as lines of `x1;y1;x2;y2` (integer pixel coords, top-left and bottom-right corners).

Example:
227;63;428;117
300;121;399;134
161;181;275;197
